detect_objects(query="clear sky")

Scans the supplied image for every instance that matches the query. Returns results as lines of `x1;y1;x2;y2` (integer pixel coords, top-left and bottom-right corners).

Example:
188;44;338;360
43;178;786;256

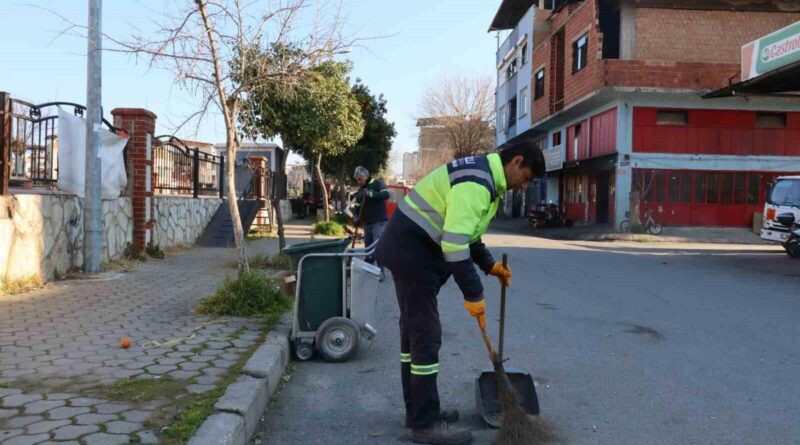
0;0;502;172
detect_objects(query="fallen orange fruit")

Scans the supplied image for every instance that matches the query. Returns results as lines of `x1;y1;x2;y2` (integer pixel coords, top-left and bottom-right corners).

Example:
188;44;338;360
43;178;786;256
119;337;132;349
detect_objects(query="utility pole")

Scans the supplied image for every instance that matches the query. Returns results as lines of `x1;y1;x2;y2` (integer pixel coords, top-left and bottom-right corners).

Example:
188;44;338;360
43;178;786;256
84;0;103;273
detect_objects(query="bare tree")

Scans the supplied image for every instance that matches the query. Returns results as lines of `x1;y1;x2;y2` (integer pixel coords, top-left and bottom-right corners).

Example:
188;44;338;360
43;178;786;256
409;148;452;183
418;75;495;159
49;0;356;272
630;168;656;226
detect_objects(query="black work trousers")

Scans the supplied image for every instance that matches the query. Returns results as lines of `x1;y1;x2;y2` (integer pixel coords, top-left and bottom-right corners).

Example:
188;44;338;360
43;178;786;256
394;274;449;429
377;210;453;429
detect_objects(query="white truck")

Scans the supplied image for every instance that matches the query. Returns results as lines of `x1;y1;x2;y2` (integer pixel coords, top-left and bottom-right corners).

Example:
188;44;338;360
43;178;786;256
761;176;800;245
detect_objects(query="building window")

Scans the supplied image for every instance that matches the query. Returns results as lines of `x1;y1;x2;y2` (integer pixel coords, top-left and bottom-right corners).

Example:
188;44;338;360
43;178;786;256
534;69;545;99
668;172;679;203
572;34;588;73
707;173;719;204
680;172;692;204
499;106;506;131
508;96;517;128
657;110;689;126
521;43;528;66
721;173;733;204
519;88;528;118
694;173;706;204
506;58;518;80
552;131;561;147
573;123;582;160
747;173;762;204
756;112;787;128
734;173;746;204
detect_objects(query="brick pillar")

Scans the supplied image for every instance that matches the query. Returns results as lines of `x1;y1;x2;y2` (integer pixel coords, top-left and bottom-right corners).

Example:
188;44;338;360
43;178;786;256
111;108;157;249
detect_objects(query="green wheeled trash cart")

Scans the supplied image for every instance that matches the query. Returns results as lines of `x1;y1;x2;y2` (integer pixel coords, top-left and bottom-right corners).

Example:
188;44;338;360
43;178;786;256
283;239;381;362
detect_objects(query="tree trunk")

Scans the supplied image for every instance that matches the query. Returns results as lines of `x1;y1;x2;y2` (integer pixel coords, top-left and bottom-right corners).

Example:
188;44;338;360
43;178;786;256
629;189;642;226
338;171;347;213
315;153;330;222
274;153;288;251
226;125;249;274
195;0;248;274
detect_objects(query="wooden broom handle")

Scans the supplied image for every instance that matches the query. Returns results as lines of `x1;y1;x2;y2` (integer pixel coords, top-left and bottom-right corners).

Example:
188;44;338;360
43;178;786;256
498;253;508;362
478;322;496;364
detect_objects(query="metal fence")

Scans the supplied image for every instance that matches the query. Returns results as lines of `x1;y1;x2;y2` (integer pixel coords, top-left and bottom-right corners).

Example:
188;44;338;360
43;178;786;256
0;93;121;192
244;166;287;201
153;135;224;198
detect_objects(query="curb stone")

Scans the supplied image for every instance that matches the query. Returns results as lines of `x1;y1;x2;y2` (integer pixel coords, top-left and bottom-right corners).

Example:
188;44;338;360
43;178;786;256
187;313;293;445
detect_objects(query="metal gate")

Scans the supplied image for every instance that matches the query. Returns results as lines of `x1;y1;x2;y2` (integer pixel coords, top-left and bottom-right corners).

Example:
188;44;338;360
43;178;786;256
0;93;120;191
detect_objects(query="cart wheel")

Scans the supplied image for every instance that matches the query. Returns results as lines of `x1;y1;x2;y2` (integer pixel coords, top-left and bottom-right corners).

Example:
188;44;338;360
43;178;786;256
316;317;360;362
294;341;314;361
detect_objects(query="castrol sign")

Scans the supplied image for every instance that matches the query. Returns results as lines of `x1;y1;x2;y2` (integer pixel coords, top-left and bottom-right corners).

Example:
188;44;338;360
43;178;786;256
741;20;800;81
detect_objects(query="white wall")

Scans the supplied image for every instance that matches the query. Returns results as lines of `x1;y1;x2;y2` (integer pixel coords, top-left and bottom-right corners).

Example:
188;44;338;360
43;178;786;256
495;6;536;147
0;194;132;285
153;196;222;248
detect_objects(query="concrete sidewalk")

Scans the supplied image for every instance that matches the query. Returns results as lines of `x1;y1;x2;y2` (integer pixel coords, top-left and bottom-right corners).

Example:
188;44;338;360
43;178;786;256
0;223;311;445
491;218;771;245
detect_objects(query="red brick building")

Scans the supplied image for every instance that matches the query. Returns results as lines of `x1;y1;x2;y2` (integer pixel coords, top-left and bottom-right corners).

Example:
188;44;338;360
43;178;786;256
530;0;800;227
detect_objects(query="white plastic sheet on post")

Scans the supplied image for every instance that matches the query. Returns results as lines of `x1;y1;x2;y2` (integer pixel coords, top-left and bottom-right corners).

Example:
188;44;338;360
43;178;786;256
56;108;128;199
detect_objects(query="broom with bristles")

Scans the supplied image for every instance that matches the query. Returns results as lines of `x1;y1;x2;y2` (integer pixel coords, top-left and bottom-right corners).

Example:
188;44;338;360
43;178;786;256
478;253;556;445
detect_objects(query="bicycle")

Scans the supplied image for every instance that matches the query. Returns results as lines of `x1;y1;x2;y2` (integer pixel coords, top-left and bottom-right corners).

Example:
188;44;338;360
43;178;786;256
619;209;663;235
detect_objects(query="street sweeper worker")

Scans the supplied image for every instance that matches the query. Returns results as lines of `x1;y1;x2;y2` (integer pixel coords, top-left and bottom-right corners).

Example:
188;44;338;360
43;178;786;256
351;166;390;263
376;140;545;445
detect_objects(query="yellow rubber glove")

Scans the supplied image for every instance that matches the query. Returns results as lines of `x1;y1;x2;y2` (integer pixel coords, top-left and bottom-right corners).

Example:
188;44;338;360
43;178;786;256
489;262;512;287
464;300;486;329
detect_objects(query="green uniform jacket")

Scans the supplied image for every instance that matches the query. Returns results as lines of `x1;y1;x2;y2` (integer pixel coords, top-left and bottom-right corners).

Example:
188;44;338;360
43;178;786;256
398;153;506;301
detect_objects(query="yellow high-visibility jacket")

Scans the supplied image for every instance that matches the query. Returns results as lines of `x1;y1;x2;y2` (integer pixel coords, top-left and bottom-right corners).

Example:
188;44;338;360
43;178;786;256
397;153;506;301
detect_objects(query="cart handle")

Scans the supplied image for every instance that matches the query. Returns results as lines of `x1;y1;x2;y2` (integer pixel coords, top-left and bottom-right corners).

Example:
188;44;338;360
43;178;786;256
344;240;379;255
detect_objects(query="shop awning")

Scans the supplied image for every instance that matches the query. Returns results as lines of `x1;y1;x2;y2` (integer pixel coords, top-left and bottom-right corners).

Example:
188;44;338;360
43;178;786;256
489;0;535;31
561;153;617;173
703;60;800;99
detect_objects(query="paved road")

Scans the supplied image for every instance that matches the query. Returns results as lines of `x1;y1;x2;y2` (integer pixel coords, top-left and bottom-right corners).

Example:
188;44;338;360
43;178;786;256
254;231;800;445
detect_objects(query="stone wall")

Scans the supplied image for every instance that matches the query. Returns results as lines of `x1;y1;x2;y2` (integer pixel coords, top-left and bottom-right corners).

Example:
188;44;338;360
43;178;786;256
0;193;132;284
153;196;222;248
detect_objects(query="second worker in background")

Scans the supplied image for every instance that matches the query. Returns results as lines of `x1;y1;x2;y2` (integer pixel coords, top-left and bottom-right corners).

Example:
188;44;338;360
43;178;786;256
352;166;390;263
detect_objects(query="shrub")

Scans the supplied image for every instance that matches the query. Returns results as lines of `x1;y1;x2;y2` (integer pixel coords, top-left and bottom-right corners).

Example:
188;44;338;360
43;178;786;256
196;271;291;317
332;213;350;225
123;243;146;261
146;242;165;259
313;221;345;236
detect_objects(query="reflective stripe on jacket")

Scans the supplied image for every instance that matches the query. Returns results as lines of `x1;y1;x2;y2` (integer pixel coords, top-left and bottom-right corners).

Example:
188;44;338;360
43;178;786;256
352;177;389;224
399;153;506;258
397;153;506;300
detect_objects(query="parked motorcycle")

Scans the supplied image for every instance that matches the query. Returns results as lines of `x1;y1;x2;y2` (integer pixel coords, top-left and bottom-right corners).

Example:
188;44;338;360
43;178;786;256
528;203;573;229
777;213;800;258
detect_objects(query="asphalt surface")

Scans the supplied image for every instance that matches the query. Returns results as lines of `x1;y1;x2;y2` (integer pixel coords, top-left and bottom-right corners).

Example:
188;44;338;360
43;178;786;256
252;231;800;445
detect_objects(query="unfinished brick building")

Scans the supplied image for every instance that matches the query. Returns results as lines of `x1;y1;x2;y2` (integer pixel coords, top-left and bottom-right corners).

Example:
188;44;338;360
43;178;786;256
527;0;800;227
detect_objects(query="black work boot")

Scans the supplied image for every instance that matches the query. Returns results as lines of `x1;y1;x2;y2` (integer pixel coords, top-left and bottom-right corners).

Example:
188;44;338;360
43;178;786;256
412;421;472;445
406;409;459;428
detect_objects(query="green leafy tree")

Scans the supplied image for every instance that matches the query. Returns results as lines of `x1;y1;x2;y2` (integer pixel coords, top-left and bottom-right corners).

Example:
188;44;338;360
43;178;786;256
243;56;364;246
322;81;396;210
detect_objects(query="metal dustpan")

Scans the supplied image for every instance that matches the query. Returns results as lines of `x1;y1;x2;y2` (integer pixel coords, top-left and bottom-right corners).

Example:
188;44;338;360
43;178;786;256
475;367;539;428
474;253;540;428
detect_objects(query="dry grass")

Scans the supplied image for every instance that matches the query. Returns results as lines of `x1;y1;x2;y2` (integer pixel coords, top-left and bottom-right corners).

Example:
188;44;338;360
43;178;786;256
0;275;44;296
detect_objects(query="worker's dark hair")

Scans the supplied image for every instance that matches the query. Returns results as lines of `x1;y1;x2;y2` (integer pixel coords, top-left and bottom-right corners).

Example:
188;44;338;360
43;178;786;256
498;139;546;177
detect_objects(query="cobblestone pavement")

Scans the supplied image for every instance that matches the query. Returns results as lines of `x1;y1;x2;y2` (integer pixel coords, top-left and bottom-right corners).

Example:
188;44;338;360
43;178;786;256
0;226;307;445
